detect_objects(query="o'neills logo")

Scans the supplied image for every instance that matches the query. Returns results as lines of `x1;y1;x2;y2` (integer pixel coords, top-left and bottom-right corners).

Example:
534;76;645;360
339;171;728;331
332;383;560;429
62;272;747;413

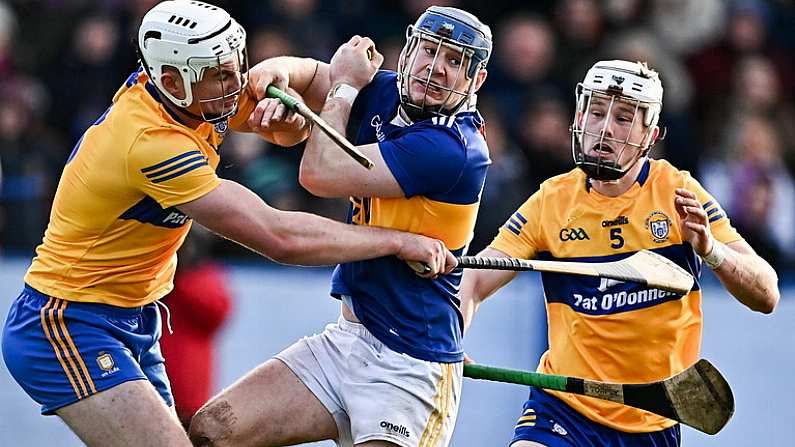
601;216;629;227
380;421;410;438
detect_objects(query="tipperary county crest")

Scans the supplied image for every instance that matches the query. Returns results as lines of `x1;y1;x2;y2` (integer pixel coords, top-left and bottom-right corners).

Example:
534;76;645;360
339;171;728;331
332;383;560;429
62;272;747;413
96;352;115;371
645;211;671;243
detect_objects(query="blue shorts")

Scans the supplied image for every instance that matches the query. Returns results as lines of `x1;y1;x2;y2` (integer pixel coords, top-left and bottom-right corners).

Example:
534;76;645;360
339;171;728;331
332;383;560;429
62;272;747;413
2;284;173;415
511;387;681;447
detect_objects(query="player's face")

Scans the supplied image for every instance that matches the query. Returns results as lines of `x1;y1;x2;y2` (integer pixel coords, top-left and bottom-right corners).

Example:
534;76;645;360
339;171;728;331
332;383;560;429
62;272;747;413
190;58;245;117
578;95;650;167
406;39;472;110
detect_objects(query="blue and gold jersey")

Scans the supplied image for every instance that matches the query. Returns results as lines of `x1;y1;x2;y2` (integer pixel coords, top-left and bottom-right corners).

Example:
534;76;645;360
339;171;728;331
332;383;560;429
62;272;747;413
25;69;255;307
331;71;490;362
491;159;742;433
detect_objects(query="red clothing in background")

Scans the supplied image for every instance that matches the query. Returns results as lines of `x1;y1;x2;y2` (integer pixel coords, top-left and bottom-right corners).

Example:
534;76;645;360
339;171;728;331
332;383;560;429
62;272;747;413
159;262;232;423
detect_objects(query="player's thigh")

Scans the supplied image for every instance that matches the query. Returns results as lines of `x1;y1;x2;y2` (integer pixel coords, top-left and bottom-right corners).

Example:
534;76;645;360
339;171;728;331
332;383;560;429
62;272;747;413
190;357;337;447
57;379;190;447
511;442;549;447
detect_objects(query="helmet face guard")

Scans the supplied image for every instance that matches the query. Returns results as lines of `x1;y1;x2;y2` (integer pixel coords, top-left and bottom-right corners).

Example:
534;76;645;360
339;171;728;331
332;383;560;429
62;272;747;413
187;48;249;123
571;60;664;181
138;1;249;123
397;6;491;121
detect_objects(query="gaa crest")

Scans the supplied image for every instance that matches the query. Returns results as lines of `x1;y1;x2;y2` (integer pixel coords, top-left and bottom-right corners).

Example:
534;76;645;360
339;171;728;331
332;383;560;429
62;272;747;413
645;211;671;243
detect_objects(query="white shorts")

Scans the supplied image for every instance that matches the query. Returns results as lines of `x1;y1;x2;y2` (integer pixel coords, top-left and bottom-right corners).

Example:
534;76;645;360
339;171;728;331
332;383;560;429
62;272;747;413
274;315;463;447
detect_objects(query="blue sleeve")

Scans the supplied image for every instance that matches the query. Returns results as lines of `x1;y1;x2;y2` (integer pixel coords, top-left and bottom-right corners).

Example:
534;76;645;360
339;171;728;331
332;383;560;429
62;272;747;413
379;125;467;197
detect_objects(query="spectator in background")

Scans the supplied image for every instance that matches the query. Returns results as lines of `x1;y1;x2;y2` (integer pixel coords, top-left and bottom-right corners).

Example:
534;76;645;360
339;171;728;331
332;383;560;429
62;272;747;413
0;76;60;252
159;225;233;429
553;0;605;86
515;92;571;188
650;0;726;56
700;115;795;269
701;55;795;175
486;14;564;131
471;99;527;253
686;0;795;132
46;14;122;141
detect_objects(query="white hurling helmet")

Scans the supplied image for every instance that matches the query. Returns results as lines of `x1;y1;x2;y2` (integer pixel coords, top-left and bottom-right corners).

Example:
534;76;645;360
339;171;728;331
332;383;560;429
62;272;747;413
137;1;248;122
571;60;664;181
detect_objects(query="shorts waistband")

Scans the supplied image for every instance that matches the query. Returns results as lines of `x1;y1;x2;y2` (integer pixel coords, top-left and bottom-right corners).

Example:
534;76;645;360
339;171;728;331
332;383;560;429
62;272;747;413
23;284;151;316
336;314;382;349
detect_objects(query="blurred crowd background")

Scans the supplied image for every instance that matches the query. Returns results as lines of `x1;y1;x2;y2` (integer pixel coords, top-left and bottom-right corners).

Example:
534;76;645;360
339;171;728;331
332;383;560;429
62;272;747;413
1;0;794;270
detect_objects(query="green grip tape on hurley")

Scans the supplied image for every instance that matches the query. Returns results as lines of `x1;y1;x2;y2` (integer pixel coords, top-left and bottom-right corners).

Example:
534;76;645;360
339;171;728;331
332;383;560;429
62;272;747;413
266;85;300;110
463;364;569;392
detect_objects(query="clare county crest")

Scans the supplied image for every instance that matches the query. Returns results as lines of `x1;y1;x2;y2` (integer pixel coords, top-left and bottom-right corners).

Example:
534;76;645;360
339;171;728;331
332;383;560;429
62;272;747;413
214;120;229;135
645;211;671;243
96;352;115;371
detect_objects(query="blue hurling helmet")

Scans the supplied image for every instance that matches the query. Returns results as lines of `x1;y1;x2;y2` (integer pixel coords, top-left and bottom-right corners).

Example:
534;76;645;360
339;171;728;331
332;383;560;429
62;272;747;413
397;6;492;120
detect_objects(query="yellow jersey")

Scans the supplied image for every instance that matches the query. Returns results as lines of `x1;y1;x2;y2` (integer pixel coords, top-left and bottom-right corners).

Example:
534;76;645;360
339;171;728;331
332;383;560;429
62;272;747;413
490;159;741;433
25;69;254;307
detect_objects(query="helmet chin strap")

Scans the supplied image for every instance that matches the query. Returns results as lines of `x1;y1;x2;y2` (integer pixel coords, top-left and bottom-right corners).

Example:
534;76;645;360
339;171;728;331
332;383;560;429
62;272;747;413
580;153;645;182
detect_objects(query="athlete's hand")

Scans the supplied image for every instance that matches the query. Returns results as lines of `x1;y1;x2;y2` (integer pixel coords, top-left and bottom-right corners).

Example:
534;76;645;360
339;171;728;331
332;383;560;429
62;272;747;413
396;233;457;279
329;35;384;90
249;63;289;101
247;97;307;135
674;188;712;256
246;63;308;136
463;353;476;365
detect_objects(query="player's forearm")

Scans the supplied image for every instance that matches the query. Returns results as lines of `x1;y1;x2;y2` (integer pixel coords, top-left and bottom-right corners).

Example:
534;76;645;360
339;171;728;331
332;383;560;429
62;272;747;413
184;180;404;266
300;98;356;194
250;56;317;94
709;243;780;313
263;209;412;266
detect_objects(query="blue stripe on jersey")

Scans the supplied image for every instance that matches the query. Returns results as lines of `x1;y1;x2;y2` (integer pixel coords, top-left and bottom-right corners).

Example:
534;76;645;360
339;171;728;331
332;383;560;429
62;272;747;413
119;196;191;228
506;223;521;235
708;213;724;223
702;200;714;210
125;68;144;87
141;151;203;173
145;155;206;178
515;212;528;224
535;244;700;316
706;207;719;216
150;161;208;183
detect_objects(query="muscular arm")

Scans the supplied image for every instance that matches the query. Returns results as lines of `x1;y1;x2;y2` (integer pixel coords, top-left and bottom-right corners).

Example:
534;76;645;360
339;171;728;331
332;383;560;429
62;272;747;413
248;56;332;111
675;188;779;313
459;248;518;333
299;98;403;198
177;179;448;267
708;240;779;313
299;37;404;198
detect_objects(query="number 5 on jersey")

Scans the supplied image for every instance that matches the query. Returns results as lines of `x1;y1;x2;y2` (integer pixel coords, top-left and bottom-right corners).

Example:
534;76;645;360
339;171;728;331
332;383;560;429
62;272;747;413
610;228;625;249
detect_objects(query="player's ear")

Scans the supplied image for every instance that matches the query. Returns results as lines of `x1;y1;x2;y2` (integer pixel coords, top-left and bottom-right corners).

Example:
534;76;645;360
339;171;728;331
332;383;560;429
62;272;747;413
472;69;488;92
160;66;187;101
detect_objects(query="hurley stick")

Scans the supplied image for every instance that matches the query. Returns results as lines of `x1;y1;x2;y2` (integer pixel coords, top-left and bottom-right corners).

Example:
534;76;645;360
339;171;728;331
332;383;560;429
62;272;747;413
464;359;734;435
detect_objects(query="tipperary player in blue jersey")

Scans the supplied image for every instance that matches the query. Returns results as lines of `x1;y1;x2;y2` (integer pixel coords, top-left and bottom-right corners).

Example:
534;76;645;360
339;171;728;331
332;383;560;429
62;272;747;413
459;60;780;447
1;2;456;447
191;6;492;447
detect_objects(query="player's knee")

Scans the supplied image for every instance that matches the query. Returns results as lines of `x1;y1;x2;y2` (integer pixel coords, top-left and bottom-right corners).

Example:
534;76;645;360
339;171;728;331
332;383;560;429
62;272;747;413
188;401;235;447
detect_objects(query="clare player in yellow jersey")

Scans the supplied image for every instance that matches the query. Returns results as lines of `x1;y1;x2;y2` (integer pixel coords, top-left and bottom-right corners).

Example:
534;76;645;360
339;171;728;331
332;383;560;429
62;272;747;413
460;60;780;447
0;2;455;447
